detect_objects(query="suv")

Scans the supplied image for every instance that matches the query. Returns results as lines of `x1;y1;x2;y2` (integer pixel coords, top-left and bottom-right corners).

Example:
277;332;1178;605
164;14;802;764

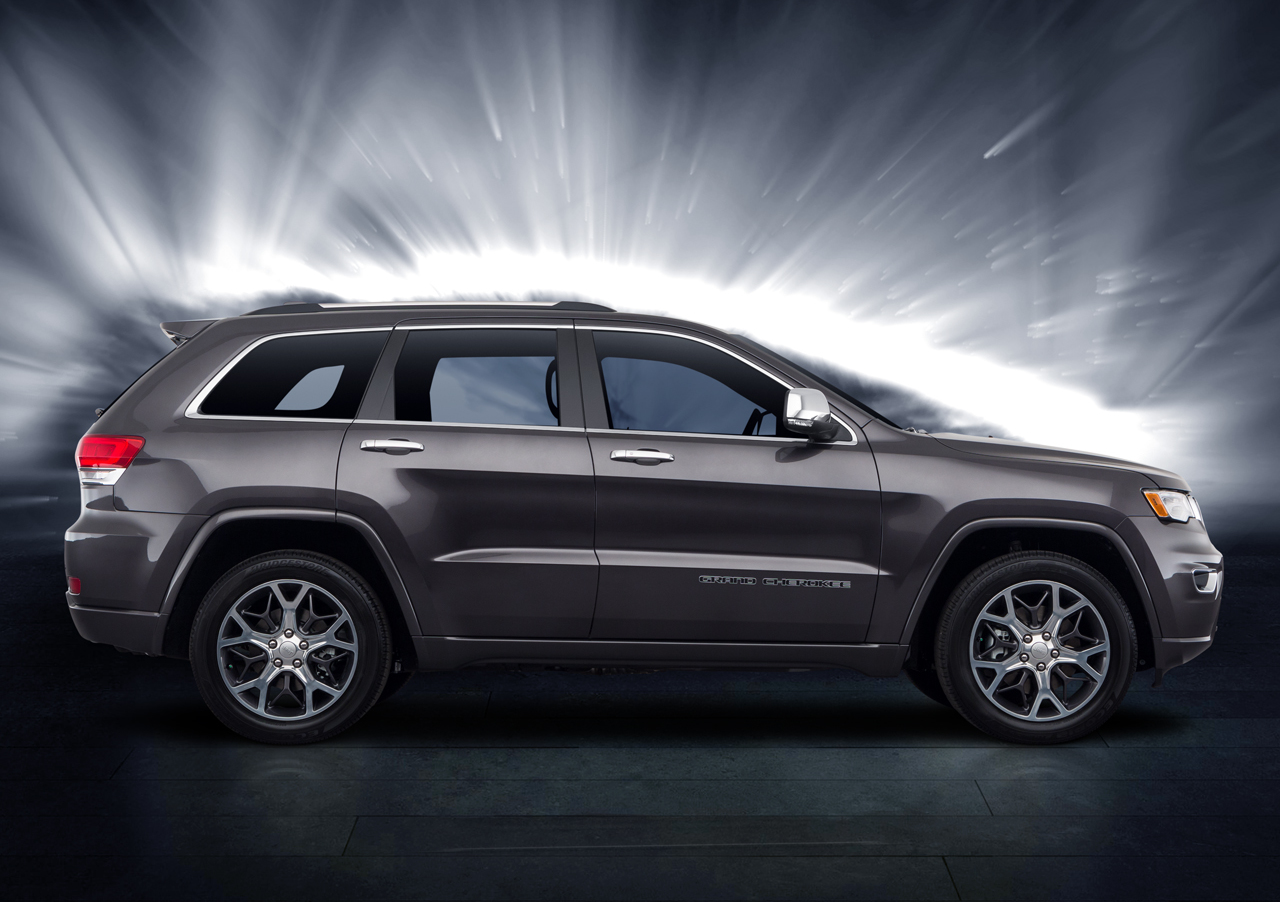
66;300;1222;744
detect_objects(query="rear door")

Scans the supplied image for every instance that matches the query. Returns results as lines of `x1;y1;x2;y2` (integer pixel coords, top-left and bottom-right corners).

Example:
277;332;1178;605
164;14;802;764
580;325;882;643
337;320;598;638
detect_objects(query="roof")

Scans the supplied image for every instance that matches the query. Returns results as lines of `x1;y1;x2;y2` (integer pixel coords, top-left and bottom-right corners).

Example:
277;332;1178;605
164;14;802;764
244;300;615;316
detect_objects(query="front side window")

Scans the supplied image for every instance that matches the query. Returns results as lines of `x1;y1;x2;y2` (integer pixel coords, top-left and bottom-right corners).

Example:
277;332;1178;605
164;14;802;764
199;331;388;419
594;331;797;437
394;329;560;426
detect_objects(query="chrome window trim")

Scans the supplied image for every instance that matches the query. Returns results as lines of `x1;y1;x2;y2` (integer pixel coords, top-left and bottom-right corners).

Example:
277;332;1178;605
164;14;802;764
385;323;567;429
184;327;393;422
587;428;809;444
582;325;857;445
395;323;568;330
353;419;582;432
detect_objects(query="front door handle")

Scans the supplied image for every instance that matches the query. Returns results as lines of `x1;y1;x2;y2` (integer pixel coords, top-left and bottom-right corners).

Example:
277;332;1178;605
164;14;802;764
360;439;424;455
610;448;675;466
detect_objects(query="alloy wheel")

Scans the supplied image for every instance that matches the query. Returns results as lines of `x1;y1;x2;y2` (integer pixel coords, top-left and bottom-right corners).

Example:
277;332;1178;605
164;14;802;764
217;579;360;721
968;579;1110;722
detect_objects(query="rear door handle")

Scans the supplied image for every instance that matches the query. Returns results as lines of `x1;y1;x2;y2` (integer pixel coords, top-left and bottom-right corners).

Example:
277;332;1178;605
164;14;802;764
360;439;424;455
610;449;675;465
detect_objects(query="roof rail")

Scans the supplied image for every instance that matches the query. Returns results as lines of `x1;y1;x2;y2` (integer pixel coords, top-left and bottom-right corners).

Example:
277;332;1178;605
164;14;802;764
245;300;615;315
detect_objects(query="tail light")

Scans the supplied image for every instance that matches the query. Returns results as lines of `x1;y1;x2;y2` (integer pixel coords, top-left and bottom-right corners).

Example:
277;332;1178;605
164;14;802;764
67;577;81;595
77;435;144;486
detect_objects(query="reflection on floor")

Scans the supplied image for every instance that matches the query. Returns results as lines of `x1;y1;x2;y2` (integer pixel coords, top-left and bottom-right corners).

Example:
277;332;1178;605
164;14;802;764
1;550;1277;900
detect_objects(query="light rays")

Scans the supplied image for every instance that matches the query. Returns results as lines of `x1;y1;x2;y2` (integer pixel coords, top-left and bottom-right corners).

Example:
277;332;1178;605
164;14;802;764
0;0;1277;531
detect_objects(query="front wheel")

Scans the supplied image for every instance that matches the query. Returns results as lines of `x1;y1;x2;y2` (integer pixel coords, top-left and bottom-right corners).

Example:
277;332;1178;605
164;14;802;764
190;551;392;744
935;551;1136;744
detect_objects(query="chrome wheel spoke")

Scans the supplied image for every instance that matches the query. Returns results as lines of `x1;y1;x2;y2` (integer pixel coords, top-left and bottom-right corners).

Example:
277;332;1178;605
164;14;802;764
310;614;357;652
217;578;360;722
969;579;1110;723
1034;672;1068;718
1060;648;1107;682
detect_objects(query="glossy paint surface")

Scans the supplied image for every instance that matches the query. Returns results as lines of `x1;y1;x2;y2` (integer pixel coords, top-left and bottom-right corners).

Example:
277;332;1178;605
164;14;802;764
66;306;1222;675
587;429;880;642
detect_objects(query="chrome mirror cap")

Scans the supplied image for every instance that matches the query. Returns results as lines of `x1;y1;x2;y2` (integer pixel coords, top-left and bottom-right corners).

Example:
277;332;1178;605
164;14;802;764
784;388;838;441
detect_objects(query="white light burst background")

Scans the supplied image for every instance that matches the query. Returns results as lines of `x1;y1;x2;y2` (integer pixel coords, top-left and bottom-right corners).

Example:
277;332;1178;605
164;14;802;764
1;1;1278;543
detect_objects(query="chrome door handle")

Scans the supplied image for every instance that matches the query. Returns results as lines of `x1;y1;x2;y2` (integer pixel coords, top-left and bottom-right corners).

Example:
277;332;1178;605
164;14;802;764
360;439;424;455
610;449;675;465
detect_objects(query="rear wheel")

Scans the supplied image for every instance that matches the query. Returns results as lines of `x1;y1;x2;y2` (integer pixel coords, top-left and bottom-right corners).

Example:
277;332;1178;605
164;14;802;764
935;551;1136;744
190;551;391;744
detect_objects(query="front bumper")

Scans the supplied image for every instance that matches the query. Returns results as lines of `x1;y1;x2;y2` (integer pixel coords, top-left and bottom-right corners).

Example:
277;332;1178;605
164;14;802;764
1118;516;1223;673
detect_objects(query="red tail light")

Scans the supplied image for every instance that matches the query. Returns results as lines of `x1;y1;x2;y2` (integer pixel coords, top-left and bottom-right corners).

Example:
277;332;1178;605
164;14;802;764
77;435;145;469
68;577;81;595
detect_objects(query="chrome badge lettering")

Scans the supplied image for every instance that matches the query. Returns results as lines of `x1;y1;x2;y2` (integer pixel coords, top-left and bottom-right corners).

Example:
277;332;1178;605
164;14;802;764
762;578;852;589
699;575;756;585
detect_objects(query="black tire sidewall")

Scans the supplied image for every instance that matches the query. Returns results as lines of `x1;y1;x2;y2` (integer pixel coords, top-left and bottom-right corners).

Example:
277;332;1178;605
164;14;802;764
937;553;1135;744
190;553;390;744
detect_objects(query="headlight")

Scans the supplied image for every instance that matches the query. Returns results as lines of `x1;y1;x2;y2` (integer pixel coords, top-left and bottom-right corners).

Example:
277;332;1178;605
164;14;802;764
1143;489;1198;523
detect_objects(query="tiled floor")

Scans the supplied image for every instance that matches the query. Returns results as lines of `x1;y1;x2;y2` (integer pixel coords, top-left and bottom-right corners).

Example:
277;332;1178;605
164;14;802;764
1;550;1276;900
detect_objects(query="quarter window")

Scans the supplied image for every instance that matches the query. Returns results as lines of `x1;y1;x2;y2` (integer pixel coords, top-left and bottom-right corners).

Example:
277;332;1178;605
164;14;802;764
199;331;388;419
394;329;560;426
593;331;797;437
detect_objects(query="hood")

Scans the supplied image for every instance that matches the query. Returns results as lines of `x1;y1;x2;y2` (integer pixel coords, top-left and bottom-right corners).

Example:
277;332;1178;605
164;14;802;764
929;433;1189;491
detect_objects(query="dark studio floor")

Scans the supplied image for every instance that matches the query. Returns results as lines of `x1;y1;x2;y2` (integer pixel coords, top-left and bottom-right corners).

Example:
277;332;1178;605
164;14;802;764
1;548;1278;901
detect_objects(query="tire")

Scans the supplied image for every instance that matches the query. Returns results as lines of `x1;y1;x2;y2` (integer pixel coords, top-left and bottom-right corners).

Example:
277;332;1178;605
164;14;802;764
378;669;414;703
935;551;1136;745
190;551;392;744
906;667;953;708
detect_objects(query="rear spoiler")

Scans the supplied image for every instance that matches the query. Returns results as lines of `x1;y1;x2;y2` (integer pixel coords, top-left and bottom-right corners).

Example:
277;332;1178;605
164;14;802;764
160;320;216;346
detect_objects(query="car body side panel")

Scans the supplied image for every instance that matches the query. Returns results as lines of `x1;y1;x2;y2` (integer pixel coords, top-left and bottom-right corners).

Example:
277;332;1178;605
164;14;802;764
337;424;598;637
113;419;349;516
862;419;1162;644
64;508;206;613
587;429;881;642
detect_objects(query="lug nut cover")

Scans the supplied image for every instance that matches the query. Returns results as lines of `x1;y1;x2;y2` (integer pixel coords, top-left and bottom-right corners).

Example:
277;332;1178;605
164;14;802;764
284;630;294;638
1042;632;1051;641
1036;662;1046;671
1023;635;1032;643
273;658;282;667
268;639;277;648
1020;653;1029;662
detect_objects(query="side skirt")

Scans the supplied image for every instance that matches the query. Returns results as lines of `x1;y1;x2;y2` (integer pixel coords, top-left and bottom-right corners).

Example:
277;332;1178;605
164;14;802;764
413;636;909;676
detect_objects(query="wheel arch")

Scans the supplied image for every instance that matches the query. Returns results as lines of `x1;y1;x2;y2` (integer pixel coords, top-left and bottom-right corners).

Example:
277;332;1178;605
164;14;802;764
901;518;1159;674
159;508;420;668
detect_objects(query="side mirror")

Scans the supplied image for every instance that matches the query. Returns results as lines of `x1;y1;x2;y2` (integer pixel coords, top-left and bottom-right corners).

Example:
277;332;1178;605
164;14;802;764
784;388;839;441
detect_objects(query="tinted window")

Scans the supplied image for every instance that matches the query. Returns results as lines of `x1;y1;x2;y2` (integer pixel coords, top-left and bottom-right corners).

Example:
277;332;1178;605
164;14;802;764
594;331;796;436
200;331;388;418
395;329;560;426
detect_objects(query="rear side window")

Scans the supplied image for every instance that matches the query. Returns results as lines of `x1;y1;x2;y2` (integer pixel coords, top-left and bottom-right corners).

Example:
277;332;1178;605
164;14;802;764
394;329;560;426
594;330;797;437
199;331;388;419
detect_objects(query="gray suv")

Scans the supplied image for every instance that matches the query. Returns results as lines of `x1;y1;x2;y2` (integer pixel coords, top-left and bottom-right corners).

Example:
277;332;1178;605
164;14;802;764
66;300;1223;744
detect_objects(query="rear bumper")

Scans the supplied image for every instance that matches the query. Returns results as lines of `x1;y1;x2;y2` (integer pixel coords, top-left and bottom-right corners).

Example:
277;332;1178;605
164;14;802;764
67;595;167;654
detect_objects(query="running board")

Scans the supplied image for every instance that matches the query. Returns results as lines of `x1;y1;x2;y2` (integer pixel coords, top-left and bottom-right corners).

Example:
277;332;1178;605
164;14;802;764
413;636;909;676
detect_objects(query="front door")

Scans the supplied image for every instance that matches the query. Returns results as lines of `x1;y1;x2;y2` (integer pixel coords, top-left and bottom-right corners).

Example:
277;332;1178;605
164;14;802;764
580;327;882;643
338;323;597;638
